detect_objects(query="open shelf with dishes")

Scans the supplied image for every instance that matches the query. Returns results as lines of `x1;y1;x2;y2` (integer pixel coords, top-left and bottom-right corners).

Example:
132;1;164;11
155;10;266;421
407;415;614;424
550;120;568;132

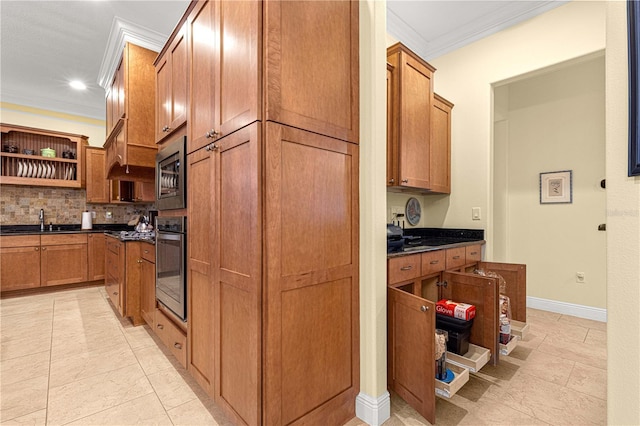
1;123;88;188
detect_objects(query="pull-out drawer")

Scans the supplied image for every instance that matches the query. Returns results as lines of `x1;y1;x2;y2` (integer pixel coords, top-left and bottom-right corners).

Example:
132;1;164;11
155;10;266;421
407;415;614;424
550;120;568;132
435;362;469;399
141;243;155;263
388;254;421;285
465;244;482;263
500;335;519;356
154;308;187;368
421;250;446;276
510;320;530;340
445;247;466;270
446;344;491;373
41;233;87;246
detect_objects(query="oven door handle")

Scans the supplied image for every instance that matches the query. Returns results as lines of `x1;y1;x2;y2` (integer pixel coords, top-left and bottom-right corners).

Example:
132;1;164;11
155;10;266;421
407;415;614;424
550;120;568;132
156;233;182;242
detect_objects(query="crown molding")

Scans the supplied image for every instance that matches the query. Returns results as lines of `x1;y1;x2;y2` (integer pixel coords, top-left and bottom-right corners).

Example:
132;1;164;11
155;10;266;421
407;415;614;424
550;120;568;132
387;1;568;62
97;16;167;91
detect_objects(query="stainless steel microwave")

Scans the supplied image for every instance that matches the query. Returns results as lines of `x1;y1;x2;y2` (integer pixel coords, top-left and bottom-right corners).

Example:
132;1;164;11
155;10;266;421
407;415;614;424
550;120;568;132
156;136;186;210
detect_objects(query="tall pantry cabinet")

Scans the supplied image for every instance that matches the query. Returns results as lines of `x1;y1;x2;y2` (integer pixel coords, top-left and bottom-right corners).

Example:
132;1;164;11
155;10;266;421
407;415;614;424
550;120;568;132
174;1;359;424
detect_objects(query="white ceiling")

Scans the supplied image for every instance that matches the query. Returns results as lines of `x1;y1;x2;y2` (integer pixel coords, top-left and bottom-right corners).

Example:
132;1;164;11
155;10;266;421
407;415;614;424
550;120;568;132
0;0;566;122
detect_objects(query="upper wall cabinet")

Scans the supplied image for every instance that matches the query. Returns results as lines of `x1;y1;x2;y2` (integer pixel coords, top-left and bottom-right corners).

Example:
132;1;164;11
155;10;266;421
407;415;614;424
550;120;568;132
264;1;359;144
387;42;453;195
155;23;188;143
0;123;88;188
104;43;158;182
187;0;261;154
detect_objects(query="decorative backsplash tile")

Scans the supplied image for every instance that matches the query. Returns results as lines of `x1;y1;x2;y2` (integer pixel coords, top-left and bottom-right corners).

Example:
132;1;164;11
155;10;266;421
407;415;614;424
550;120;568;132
0;186;154;225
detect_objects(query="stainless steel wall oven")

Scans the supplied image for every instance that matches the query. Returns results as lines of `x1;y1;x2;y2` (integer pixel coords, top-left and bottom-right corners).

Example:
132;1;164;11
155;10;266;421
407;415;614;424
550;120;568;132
155;216;186;321
156;136;186;210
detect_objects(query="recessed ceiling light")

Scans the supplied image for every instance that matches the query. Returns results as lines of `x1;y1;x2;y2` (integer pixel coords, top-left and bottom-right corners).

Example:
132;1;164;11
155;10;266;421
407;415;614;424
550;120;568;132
69;80;87;90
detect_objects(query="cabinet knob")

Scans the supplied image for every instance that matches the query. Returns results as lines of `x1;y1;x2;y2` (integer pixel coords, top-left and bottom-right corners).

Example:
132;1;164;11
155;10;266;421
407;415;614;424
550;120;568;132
137;259;142;263
401;179;409;184
174;342;182;350
42;247;47;251
113;291;118;296
35;247;39;251
421;306;429;312
157;323;164;330
389;178;395;184
205;143;219;152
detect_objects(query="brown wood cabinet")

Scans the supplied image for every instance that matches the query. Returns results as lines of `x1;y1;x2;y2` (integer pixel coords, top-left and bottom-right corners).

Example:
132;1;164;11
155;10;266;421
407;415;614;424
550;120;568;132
387;244;527;423
104;43;157;182
40;234;88;287
387;43;435;190
105;237;145;325
155;23;188;143
140;242;156;327
85;146;155;204
87;233;105;281
187;0;260;154
430;94;453;194
0;124;88;188
186;144;214;394
179;1;359;424
0;235;41;291
155;307;187;368
85;147;109;203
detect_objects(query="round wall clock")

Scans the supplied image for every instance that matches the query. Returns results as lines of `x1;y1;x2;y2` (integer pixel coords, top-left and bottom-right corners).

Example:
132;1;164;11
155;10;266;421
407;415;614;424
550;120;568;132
405;197;421;226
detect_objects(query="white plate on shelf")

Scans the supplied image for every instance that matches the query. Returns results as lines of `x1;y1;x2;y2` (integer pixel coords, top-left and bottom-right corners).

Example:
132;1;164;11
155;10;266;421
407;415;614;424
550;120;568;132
36;163;42;178
17;161;23;177
27;162;33;178
45;164;51;178
51;164;56;179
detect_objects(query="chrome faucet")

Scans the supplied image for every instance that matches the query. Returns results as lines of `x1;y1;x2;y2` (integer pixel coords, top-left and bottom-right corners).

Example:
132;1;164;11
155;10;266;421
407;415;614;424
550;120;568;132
39;209;44;231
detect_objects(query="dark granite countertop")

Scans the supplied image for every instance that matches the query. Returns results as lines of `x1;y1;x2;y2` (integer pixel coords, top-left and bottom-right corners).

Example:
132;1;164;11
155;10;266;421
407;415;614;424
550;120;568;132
0;224;133;236
387;227;485;258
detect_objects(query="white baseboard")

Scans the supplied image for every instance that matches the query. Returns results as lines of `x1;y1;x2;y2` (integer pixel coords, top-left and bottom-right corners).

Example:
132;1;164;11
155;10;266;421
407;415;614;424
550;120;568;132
527;296;607;322
356;391;390;426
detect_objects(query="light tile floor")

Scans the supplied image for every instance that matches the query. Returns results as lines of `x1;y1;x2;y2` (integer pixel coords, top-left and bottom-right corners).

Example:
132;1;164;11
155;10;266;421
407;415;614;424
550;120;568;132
1;287;607;425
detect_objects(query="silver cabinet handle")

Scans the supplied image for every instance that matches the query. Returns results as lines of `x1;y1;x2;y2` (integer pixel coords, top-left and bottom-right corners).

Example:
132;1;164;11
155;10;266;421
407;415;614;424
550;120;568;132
401;179;409;183
470;251;478;256
174;342;182;350
430;260;439;265
157;323;164;330
453;255;461;259
400;265;412;271
421;306;429;312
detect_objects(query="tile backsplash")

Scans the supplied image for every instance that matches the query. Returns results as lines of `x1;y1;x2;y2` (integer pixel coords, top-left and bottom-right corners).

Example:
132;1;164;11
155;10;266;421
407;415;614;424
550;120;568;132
0;186;154;225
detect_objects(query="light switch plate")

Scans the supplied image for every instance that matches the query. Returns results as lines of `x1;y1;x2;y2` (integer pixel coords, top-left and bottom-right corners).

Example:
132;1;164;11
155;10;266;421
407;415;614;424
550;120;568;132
472;207;481;220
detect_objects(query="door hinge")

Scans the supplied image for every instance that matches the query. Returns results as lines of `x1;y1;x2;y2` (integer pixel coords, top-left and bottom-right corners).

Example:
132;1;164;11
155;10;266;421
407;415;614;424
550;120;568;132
436;281;448;288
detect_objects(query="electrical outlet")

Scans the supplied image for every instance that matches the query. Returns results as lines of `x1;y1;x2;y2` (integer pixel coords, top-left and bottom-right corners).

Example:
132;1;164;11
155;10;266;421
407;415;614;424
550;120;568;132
576;272;585;283
472;207;481;220
105;211;113;219
91;211;96;219
391;206;403;216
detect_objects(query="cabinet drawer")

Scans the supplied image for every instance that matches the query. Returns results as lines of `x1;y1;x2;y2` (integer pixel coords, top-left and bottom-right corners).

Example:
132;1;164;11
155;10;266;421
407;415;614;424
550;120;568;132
421;250;446;275
141;243;155;263
154;308;187;368
41;233;87;245
499;335;519;356
446;343;490;373
445;247;466;270
388;254;421;285
465;245;482;263
435;362;469;399
0;235;40;247
106;236;121;254
510;320;530;340
106;251;120;279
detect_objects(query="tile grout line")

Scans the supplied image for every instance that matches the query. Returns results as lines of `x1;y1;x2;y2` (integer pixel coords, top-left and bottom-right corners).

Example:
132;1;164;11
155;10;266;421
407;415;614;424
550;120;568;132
45;298;56;426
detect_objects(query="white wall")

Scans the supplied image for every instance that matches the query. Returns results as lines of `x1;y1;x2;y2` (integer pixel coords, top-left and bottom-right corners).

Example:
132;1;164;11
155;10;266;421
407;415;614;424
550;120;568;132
1;102;106;147
495;56;606;309
605;2;640;424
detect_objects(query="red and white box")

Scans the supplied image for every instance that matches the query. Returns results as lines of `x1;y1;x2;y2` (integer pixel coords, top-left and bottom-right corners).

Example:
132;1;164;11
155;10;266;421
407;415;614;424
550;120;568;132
436;299;476;321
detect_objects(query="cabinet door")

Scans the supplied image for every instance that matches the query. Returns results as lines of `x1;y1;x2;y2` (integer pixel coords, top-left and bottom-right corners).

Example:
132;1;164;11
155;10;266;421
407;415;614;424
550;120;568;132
187;145;214;395
133;181;155;202
212;124;261;425
397;50;433;189
0;246;41;291
125;242;143;326
429;94;452;194
478;261;527;323
264;122;359;425
169;24;188;131
87;234;105;281
441;271;499;365
387;287;436;425
264;0;359;143
140;256;156;327
41;244;88;286
188;0;216;154
85;147;109;203
156;55;171;142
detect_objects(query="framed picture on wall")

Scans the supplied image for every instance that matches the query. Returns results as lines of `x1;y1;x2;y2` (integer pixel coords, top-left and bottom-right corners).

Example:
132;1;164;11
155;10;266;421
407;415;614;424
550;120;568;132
629;0;640;176
540;170;572;204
